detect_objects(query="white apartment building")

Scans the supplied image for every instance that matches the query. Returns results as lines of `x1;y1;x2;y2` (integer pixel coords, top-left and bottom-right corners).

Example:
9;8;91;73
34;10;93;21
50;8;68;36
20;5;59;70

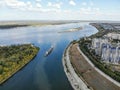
105;33;120;40
92;38;120;64
92;38;108;56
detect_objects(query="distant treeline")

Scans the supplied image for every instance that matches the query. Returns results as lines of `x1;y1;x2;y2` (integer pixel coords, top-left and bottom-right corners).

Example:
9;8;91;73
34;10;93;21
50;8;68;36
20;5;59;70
0;24;29;29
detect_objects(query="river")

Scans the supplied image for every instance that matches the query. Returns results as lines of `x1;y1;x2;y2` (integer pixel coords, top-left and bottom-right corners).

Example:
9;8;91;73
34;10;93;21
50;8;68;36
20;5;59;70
0;22;98;90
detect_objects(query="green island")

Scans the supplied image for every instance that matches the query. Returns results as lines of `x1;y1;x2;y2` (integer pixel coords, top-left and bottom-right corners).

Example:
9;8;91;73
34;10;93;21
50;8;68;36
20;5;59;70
0;44;39;84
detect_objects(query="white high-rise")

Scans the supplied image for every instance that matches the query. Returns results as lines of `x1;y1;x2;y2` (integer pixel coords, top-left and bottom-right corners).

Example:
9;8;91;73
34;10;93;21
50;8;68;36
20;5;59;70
92;38;120;64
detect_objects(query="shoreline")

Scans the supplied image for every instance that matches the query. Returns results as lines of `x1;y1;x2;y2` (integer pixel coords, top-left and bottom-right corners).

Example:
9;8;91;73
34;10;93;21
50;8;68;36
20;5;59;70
62;43;91;90
0;21;79;29
62;42;120;90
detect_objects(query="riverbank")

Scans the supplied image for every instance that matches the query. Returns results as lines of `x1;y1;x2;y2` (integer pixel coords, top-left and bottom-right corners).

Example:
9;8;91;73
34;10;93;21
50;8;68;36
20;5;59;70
0;21;80;29
0;24;29;29
0;44;39;84
63;42;120;90
62;43;91;90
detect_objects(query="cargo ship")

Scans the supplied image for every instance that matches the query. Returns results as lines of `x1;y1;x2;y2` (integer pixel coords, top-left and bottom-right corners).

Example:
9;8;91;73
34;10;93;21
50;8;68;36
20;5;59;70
44;46;54;57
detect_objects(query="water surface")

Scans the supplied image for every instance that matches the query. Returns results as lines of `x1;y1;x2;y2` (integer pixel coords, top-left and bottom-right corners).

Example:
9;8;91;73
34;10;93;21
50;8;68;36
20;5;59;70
0;22;98;90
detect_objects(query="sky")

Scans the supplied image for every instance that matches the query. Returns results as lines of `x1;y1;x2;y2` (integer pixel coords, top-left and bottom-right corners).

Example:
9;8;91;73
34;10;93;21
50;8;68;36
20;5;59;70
0;0;120;21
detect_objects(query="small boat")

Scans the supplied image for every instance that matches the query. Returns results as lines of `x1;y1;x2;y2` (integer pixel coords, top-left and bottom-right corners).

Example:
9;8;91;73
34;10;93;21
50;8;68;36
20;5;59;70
44;46;54;57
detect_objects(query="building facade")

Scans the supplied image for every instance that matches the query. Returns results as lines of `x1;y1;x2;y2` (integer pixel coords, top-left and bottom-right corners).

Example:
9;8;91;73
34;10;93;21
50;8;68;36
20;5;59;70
92;37;120;64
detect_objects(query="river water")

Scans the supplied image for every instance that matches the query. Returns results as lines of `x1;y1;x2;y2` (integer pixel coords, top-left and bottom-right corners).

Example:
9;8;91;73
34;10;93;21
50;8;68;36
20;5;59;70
0;22;98;90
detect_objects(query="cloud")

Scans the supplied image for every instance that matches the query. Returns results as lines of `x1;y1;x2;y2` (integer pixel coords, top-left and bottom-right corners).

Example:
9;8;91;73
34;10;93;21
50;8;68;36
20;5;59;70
47;2;62;9
36;3;42;8
82;1;94;6
0;1;4;7
0;0;101;16
5;0;26;8
80;7;101;15
90;1;94;6
26;1;32;8
0;0;61;13
69;0;76;6
0;0;119;21
36;0;41;2
0;0;43;11
82;2;87;6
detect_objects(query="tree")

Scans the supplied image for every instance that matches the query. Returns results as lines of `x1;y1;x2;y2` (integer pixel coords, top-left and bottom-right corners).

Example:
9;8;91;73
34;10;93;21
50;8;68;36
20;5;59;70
0;65;3;74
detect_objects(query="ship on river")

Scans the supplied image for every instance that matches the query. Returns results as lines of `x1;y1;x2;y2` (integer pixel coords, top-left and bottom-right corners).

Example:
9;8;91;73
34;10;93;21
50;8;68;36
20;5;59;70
44;46;54;57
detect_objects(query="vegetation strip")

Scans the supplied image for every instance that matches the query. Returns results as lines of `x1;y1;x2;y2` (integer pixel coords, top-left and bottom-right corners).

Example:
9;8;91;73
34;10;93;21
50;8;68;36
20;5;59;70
0;24;29;29
0;44;39;84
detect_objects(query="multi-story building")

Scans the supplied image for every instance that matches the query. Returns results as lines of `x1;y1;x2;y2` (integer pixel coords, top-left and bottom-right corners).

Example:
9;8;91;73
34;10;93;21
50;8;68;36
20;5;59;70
99;23;114;30
101;44;120;64
92;38;109;56
92;37;120;64
105;33;120;40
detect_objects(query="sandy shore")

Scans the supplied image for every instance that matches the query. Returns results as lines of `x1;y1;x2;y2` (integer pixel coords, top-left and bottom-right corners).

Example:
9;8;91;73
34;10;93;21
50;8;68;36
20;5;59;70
58;27;83;33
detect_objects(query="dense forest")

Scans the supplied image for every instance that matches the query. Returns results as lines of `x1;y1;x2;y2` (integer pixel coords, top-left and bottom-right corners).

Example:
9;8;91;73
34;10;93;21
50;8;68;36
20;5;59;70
0;44;39;84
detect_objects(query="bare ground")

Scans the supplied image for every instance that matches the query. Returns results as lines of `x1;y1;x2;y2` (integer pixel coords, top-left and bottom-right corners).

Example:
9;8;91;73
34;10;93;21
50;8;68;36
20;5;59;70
69;43;120;90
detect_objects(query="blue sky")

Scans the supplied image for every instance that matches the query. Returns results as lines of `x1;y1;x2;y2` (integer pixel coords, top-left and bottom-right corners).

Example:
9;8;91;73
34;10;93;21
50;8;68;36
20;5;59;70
0;0;120;21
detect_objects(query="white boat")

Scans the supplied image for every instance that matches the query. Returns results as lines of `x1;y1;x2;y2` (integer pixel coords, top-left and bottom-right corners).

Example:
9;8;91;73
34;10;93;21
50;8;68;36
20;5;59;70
44;46;54;57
